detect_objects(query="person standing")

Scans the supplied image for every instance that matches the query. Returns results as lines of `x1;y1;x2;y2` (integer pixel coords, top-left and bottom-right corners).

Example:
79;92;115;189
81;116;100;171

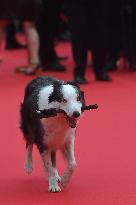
63;0;112;84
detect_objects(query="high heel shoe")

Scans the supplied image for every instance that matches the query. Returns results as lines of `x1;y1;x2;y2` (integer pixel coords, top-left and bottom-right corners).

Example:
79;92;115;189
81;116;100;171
15;63;41;75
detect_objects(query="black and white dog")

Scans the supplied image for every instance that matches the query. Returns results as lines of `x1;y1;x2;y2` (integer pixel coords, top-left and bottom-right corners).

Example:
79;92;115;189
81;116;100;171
20;76;98;192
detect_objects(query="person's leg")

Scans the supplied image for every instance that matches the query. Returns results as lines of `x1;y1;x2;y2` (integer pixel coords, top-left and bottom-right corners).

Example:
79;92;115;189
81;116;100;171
36;1;66;72
23;21;39;65
5;22;26;49
67;5;89;84
103;1;122;71
89;7;112;81
124;11;136;70
15;21;40;75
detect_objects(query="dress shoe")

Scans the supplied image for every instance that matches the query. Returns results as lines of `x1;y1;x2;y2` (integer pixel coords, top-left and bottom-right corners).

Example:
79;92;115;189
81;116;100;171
42;62;66;72
96;74;112;81
74;76;88;84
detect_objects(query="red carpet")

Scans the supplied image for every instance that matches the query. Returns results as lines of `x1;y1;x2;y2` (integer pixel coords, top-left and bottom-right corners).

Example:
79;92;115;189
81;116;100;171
1;43;136;205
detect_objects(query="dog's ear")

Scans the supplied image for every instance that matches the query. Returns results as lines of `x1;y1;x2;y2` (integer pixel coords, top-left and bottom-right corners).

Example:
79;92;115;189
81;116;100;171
66;80;80;89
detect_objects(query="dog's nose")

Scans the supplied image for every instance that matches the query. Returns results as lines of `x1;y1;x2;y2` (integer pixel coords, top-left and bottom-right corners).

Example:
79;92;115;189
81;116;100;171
72;111;80;118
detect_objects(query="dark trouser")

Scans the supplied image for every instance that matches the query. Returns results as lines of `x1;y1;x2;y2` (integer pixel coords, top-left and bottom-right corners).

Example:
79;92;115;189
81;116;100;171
120;10;136;64
6;23;17;46
68;7;88;77
36;0;61;65
105;6;136;66
89;13;108;76
66;4;109;78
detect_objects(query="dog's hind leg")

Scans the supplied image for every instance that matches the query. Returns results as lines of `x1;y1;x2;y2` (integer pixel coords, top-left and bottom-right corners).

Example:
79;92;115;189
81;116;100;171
41;150;61;192
51;151;61;183
24;143;34;174
61;137;77;187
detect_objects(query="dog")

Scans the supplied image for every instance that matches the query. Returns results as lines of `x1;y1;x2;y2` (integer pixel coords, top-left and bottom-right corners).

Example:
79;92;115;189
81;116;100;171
20;76;97;193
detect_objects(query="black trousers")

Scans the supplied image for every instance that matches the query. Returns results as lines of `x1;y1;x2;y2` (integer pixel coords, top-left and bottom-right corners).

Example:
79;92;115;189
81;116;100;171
105;1;136;65
65;3;109;77
121;9;136;64
36;0;61;65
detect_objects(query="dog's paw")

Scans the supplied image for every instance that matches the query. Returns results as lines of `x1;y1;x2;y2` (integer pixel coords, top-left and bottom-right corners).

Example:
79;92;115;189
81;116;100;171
54;169;61;183
61;172;70;187
24;161;33;174
49;184;61;193
55;173;61;183
56;175;61;183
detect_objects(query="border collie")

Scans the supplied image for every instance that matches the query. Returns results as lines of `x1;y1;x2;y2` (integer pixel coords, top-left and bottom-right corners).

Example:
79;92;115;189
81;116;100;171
20;76;97;193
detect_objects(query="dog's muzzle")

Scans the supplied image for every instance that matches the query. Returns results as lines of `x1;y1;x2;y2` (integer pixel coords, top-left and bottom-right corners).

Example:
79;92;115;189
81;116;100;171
66;117;77;128
66;111;80;128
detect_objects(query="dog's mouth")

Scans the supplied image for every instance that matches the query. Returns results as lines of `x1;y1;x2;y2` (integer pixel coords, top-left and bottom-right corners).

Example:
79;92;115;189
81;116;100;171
57;109;77;128
66;116;77;128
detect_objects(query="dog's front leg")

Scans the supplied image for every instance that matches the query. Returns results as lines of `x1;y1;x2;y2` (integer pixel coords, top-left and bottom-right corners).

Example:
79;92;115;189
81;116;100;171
51;151;61;183
61;137;77;187
41;150;61;192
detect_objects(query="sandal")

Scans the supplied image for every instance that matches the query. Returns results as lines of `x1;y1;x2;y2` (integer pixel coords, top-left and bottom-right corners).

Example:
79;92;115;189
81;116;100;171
15;63;41;75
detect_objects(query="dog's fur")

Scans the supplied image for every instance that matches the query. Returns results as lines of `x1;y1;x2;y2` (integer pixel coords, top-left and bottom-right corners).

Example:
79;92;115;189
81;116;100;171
20;76;85;192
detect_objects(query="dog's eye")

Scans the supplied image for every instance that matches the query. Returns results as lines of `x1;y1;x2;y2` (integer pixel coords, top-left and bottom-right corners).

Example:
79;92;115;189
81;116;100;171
77;96;81;101
62;99;67;103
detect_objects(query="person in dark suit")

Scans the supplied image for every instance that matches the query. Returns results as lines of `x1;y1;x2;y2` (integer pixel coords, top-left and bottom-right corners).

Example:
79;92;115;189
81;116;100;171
63;0;112;84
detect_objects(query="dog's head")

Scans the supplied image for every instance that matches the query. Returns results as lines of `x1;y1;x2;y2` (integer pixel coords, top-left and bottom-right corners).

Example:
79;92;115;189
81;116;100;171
38;80;85;128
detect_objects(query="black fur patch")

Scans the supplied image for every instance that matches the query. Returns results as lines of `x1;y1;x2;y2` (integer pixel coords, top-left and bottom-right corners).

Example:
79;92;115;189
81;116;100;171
48;80;64;103
66;81;84;104
66;80;80;89
20;102;47;153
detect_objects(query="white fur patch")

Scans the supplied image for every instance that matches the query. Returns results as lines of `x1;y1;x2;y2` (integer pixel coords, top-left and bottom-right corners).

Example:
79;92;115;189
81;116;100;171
41;114;76;150
61;85;82;117
38;85;54;110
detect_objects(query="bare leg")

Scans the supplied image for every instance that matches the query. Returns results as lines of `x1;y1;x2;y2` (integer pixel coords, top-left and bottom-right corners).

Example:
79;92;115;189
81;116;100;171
23;21;39;65
41;150;61;192
25;143;34;174
61;137;77;187
15;21;40;74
